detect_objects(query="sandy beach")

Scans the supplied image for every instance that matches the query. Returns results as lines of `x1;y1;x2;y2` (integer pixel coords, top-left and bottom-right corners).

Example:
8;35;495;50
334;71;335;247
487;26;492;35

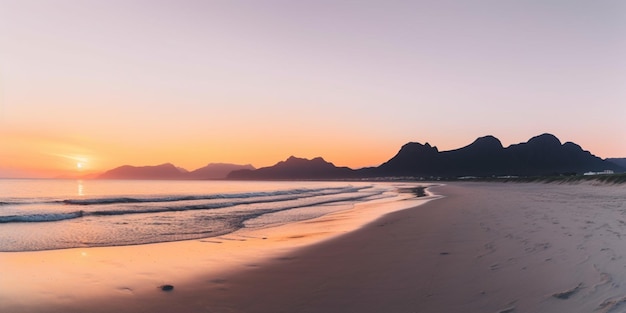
2;182;626;313
0;186;435;313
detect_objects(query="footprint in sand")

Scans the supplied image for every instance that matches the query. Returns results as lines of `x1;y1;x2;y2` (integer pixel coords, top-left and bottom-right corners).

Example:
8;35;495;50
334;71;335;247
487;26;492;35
117;287;134;294
589;264;613;294
477;242;496;259
551;282;583;299
217;237;247;242
496;301;517;313
596;295;626;313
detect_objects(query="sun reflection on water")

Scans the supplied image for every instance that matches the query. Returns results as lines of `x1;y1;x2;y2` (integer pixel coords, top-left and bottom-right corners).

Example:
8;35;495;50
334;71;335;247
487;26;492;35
77;180;84;196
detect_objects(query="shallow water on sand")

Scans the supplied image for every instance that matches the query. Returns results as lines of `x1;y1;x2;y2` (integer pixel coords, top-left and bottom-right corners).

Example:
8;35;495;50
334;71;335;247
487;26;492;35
0;179;401;251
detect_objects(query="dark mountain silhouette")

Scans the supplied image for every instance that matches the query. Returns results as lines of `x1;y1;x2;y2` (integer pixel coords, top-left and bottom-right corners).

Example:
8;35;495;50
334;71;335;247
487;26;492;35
98;163;187;180
368;135;509;177
97;134;624;180
370;133;624;177
229;134;624;180
188;163;255;180
228;156;357;180
607;158;626;169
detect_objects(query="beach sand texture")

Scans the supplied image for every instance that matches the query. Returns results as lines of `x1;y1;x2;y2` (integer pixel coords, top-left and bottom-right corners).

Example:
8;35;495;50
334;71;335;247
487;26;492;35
2;182;626;312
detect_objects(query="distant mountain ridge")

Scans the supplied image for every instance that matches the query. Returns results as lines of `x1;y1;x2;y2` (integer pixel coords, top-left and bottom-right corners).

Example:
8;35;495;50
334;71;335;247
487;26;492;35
229;133;625;180
188;163;255;180
98;134;625;180
98;163;254;180
607;158;626;169
228;156;357;180
98;163;186;180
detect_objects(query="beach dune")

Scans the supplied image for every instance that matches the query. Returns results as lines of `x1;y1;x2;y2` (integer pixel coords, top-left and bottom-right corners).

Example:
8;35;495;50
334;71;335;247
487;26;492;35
2;182;626;313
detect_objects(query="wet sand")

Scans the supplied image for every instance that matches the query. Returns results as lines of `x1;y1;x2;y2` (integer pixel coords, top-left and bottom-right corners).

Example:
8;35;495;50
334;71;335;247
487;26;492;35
147;182;626;313
3;182;626;312
0;187;435;313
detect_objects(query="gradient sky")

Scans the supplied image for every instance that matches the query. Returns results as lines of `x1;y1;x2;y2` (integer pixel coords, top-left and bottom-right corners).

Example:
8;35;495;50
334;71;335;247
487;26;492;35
1;0;625;177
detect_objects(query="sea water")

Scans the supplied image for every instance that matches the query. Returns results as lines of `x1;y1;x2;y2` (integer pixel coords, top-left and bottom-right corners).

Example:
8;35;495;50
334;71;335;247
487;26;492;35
0;179;405;252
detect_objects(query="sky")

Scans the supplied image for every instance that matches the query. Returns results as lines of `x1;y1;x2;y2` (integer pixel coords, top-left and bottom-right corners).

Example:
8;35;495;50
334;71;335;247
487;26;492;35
1;0;625;178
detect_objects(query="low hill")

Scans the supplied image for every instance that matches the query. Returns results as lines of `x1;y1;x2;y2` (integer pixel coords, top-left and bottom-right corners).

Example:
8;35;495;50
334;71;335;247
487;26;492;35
98;163;187;180
98;163;255;180
188;163;255;180
228;156;357;180
607;158;626;169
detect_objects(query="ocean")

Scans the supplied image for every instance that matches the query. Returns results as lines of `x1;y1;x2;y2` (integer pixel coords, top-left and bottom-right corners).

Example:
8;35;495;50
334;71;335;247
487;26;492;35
0;179;409;252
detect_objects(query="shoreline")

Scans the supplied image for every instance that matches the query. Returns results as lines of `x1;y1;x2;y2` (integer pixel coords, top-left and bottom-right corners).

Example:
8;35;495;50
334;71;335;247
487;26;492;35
0;184;438;313
139;182;626;313
4;182;626;312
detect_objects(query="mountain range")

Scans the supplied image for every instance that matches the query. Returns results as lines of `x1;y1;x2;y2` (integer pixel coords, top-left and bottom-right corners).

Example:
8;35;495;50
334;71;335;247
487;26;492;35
227;156;359;180
97;133;625;180
366;133;623;178
229;133;624;180
98;163;254;180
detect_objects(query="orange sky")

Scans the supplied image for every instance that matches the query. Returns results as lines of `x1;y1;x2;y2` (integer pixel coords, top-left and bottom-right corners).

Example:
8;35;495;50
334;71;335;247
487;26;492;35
1;125;405;177
1;1;625;178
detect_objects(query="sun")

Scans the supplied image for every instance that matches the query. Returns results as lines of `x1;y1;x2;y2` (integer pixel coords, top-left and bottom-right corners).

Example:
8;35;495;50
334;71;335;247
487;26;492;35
77;162;84;170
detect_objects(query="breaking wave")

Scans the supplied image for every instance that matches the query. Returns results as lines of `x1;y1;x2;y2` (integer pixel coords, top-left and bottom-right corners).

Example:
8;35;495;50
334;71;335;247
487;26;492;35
0;186;372;224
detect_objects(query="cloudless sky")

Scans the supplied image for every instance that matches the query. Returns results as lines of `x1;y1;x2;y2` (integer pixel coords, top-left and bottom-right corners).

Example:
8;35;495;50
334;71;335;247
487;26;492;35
1;0;625;177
